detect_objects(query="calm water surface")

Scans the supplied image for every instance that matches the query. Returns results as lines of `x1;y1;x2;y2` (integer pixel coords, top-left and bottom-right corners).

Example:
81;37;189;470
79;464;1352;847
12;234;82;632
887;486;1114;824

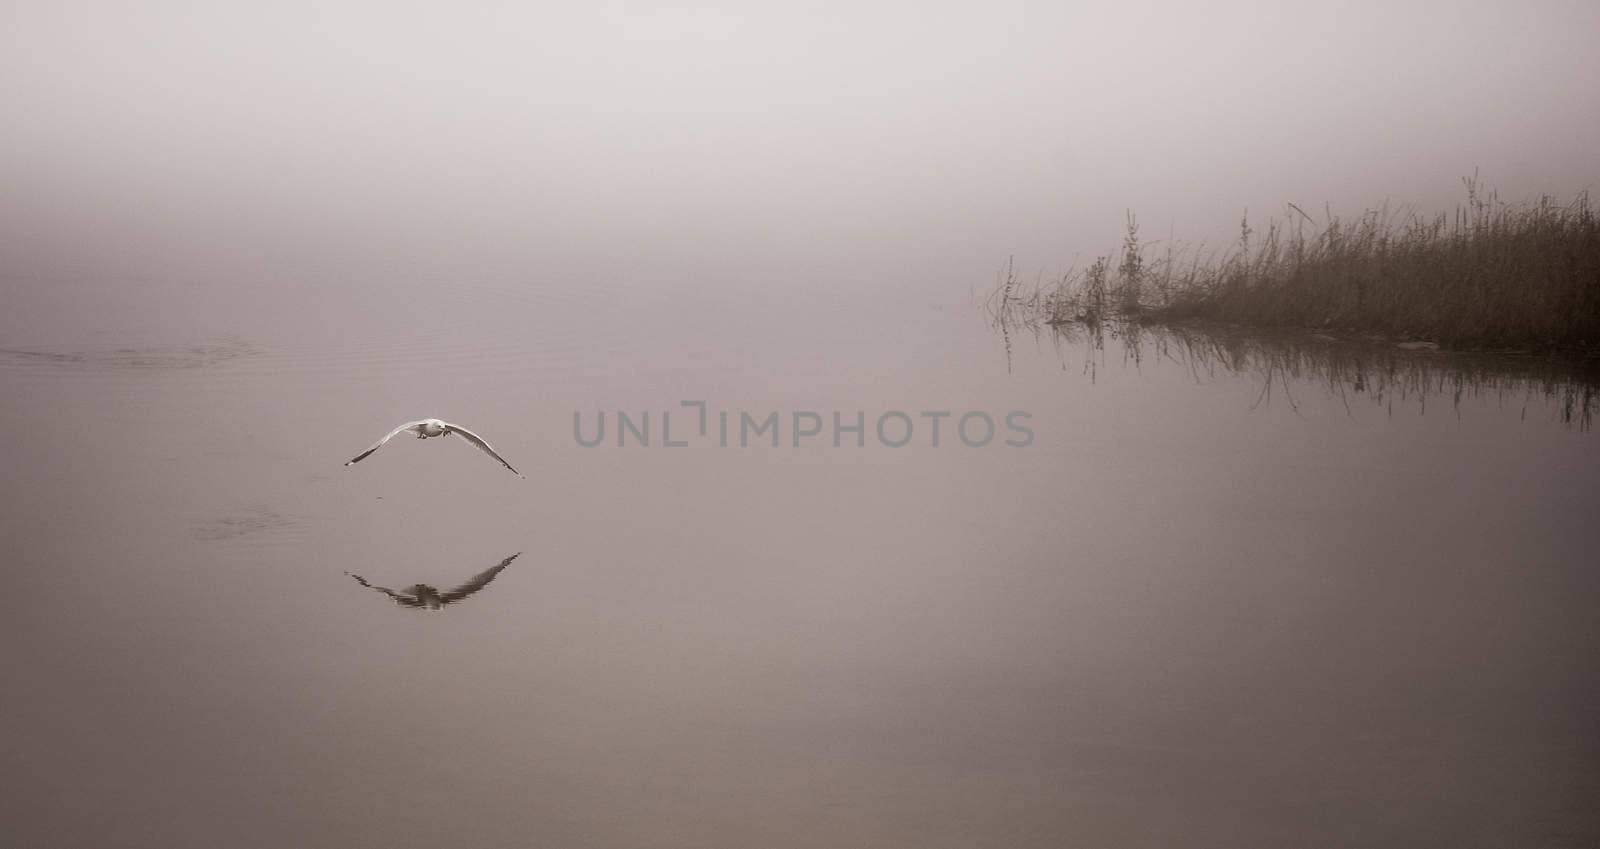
3;273;1597;848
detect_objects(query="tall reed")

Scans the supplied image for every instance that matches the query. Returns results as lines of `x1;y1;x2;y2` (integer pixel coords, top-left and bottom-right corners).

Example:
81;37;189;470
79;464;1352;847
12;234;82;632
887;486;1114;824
1009;179;1600;354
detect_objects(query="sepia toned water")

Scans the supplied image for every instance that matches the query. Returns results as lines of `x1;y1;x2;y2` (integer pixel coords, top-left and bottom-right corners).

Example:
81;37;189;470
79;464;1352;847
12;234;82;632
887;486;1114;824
2;272;1597;848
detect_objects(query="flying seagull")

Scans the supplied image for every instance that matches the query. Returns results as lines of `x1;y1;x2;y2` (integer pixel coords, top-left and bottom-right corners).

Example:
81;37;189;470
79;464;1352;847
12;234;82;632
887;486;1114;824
345;418;523;477
346;552;520;610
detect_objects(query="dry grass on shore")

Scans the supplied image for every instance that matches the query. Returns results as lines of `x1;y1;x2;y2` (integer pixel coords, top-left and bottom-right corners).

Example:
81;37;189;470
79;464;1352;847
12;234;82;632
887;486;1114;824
994;178;1600;355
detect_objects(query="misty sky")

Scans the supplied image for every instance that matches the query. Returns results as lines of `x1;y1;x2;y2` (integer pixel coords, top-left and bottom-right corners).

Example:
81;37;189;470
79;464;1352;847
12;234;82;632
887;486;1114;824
3;0;1596;283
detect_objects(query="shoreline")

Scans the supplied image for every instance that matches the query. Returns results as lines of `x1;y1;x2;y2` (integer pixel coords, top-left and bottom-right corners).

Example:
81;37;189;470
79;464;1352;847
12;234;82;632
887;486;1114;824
996;182;1600;358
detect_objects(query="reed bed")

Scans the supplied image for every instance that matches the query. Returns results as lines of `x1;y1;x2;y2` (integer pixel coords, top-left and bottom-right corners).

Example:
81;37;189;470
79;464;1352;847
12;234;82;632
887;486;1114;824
992;178;1600;355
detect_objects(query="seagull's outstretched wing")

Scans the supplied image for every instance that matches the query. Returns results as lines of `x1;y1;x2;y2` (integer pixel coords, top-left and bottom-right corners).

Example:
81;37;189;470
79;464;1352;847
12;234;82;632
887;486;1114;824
440;552;520;604
345;420;428;466
442;422;524;477
346;571;424;607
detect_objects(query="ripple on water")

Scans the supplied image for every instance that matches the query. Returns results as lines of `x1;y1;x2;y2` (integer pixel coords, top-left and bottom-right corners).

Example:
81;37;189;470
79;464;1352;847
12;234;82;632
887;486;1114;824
0;334;259;373
192;505;306;544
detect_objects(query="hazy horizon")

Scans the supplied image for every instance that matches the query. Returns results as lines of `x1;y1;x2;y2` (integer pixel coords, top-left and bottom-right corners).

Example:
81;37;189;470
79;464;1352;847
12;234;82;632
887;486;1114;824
3;1;1597;284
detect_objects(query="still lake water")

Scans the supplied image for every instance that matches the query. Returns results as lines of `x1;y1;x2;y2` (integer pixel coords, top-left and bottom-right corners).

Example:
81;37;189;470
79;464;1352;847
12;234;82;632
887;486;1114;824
2;272;1596;848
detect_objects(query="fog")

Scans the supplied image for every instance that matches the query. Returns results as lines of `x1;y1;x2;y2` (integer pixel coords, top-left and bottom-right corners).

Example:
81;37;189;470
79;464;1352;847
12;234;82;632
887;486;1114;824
6;6;1600;847
3;0;1596;283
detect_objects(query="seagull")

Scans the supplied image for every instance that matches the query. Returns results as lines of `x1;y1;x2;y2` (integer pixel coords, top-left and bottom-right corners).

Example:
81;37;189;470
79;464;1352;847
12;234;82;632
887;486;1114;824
346;552;520;610
345;418;523;477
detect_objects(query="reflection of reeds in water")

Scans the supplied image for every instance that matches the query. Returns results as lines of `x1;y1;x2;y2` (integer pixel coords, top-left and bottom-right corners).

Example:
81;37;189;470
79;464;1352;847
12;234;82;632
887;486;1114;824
1036;317;1599;430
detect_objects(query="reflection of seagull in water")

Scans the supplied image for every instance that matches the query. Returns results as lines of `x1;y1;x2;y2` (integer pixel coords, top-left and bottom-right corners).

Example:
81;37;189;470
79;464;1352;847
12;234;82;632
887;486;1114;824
346;553;520;610
344;418;524;477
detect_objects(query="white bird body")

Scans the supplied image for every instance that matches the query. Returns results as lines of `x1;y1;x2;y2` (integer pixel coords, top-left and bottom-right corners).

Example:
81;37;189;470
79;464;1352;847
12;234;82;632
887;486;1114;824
345;417;523;477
